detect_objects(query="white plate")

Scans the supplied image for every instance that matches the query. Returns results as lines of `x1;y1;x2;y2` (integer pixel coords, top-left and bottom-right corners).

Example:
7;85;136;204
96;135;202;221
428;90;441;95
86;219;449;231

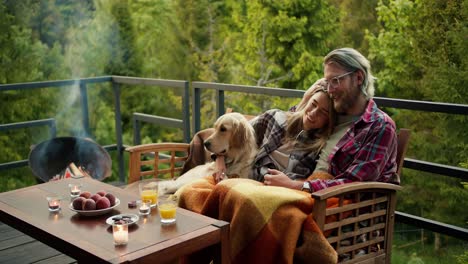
106;214;139;226
69;198;120;216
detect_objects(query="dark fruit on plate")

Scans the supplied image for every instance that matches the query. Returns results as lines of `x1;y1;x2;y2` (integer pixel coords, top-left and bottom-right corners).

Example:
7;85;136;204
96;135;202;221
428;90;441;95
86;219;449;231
96;197;111;210
105;193;116;206
90;194;101;202
72;197;86;210
79;191;92;199
82;199;96;211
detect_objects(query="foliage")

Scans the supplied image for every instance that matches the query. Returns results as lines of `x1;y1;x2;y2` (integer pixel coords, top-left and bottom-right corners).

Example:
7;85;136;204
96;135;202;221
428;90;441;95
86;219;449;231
367;0;467;227
329;0;380;52
227;0;339;90
0;4;467;262
129;0;178;78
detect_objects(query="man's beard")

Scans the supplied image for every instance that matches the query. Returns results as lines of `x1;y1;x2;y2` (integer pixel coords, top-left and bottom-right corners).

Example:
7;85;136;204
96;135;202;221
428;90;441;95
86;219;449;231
333;84;361;114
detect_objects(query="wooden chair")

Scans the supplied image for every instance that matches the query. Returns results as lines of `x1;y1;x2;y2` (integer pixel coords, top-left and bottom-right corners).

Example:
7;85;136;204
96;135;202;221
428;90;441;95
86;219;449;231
125;128;215;184
312;128;410;264
126;143;190;184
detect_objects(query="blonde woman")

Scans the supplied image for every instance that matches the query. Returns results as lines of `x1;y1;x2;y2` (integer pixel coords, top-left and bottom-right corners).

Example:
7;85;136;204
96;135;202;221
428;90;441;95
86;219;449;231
249;85;336;190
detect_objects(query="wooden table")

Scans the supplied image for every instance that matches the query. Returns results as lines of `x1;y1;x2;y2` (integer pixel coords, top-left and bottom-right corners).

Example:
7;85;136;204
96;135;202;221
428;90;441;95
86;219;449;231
0;178;229;264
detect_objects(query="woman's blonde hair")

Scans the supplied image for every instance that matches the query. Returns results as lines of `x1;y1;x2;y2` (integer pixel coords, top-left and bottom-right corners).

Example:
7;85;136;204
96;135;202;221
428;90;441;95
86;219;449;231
284;87;336;154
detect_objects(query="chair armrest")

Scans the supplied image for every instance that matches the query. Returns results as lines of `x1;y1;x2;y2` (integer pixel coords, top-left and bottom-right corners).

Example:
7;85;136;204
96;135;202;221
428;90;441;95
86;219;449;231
125;142;190;153
311;182;402;201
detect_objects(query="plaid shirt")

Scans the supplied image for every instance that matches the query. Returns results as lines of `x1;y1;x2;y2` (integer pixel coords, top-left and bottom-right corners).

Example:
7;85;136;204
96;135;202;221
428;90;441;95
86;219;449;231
309;99;399;192
249;109;319;181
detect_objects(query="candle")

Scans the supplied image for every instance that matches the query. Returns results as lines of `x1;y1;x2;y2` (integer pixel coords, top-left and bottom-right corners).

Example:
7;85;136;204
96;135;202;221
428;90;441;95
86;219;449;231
113;224;128;246
138;199;151;215
46;196;61;212
69;183;82;197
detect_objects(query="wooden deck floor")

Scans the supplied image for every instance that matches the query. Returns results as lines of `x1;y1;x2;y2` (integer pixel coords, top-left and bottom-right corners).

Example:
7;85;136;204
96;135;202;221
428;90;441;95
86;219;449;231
0;222;76;264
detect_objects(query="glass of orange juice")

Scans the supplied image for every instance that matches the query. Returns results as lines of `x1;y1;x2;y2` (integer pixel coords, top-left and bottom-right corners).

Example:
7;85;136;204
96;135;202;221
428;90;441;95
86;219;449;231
139;180;158;207
158;195;177;224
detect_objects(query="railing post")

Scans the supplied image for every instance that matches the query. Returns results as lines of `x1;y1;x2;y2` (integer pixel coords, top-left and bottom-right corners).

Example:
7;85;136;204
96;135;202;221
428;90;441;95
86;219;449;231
193;86;201;134
133;116;141;145
49;120;57;138
79;81;91;136
216;89;225;118
182;81;191;143
112;82;125;183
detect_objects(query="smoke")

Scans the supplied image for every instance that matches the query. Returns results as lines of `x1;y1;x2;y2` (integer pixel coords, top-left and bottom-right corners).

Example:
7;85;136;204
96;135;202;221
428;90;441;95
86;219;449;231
59;1;120;138
27;1;120;180
64;2;118;78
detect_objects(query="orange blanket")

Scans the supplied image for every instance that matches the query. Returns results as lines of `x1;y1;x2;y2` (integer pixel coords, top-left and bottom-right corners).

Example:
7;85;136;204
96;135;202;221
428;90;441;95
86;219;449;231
177;177;338;264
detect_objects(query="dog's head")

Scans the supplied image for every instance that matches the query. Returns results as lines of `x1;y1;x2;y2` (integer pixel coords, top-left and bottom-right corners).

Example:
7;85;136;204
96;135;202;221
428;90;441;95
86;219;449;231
204;113;253;157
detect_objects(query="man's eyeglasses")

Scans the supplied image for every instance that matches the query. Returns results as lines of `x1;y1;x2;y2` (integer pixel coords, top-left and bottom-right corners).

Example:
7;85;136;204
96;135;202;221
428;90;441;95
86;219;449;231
324;71;355;91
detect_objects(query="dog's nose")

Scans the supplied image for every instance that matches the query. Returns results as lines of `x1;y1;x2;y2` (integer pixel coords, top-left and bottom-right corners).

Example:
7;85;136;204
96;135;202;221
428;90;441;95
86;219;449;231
204;141;211;148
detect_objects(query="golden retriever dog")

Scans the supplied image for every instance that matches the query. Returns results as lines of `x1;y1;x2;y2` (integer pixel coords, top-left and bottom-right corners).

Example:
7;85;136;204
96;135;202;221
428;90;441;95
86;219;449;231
159;113;258;194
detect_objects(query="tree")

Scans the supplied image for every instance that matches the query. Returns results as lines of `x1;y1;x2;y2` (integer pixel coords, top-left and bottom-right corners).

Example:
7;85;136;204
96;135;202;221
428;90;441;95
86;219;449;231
366;0;468;230
329;0;380;52
227;0;339;90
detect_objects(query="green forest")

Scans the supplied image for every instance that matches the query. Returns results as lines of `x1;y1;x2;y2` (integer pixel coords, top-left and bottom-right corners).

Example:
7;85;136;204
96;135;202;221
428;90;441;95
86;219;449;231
0;0;467;263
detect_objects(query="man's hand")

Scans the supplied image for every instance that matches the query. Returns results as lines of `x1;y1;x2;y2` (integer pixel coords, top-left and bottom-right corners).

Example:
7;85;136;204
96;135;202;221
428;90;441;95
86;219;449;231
263;169;303;190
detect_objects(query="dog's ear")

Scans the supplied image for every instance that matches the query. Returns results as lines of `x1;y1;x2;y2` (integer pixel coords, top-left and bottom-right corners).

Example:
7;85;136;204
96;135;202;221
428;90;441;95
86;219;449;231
231;118;247;148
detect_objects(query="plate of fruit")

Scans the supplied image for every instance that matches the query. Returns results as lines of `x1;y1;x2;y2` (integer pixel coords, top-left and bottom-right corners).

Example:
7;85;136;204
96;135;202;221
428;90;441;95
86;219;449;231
69;190;120;216
106;214;139;226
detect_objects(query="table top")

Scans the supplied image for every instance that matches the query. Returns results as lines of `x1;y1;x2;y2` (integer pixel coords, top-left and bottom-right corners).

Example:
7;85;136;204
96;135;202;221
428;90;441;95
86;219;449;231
0;178;228;263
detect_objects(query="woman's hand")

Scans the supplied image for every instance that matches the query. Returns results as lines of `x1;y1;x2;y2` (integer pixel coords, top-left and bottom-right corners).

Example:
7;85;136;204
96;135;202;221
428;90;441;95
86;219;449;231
263;169;303;190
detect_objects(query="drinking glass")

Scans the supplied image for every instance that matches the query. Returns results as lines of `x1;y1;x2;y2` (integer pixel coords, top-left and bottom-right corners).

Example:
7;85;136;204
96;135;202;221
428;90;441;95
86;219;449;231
158;195;177;224
139;180;158;207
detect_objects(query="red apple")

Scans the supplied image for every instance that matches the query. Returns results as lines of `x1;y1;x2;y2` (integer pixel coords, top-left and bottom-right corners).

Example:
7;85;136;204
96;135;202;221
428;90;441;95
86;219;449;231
79;191;92;199
82;199;96;211
72;197;85;210
90;194;101;202
96;197;110;210
105;193;116;206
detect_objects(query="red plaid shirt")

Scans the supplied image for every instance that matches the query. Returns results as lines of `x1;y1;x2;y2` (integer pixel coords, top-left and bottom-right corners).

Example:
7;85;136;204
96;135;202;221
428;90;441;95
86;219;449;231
309;99;399;192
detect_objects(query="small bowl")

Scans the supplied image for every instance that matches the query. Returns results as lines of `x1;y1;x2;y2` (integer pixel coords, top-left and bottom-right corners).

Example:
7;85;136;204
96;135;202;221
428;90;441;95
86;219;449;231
106;214;139;226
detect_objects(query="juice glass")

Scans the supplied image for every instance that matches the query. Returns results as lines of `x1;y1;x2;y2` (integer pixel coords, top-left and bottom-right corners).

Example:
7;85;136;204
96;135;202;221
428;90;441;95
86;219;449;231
158;195;177;224
139;180;158;207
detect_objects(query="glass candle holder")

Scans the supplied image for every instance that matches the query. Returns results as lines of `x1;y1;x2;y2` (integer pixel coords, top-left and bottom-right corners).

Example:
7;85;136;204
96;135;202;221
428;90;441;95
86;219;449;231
68;183;82;198
46;196;61;212
112;223;128;246
138;199;151;216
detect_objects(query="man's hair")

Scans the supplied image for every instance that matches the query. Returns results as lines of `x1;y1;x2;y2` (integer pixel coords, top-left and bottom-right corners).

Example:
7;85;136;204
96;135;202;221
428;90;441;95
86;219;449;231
324;48;375;99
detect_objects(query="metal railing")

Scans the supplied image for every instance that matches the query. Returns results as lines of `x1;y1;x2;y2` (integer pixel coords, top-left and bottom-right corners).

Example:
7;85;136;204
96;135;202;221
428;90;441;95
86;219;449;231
1;77;467;241
0;76;190;182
